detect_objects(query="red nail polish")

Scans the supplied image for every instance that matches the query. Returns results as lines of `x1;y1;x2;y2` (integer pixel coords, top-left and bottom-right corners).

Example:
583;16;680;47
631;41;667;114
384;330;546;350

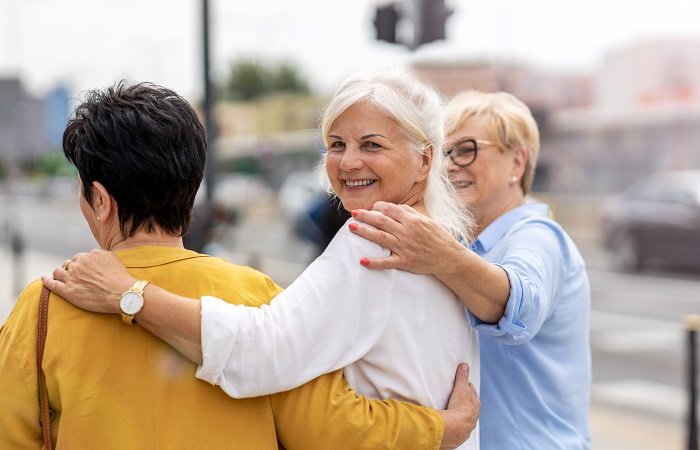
360;258;369;266
348;223;358;231
351;210;358;217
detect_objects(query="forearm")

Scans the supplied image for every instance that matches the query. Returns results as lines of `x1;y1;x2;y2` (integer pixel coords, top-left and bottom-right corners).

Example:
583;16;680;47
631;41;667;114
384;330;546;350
195;253;390;397
272;370;444;450
439;411;465;450
136;284;203;365
348;205;509;322
436;238;509;323
91;275;204;364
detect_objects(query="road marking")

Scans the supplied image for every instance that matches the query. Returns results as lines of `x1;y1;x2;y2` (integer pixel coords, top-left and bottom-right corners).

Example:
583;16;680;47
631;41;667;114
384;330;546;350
592;379;686;420
591;309;682;330
591;310;683;352
592;329;682;353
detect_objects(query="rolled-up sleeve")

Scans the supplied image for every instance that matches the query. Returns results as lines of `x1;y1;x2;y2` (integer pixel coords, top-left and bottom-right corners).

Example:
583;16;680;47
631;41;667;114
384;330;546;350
471;222;564;345
196;225;395;398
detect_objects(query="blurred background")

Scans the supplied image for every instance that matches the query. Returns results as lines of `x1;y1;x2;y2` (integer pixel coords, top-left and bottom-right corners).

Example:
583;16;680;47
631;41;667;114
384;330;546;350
2;0;700;448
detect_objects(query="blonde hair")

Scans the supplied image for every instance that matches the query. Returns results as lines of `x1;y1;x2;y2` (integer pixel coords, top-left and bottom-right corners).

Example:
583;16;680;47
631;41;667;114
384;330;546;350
445;90;540;195
320;69;473;240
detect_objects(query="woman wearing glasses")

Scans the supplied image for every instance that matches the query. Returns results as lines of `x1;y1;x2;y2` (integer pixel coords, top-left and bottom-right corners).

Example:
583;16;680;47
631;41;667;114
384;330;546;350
350;91;592;450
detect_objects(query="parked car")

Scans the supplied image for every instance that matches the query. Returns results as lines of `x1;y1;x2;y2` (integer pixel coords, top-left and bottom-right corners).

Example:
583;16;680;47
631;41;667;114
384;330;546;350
601;170;700;271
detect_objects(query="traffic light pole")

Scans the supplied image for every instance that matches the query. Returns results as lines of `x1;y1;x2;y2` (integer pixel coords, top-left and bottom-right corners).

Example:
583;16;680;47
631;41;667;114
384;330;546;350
202;0;217;202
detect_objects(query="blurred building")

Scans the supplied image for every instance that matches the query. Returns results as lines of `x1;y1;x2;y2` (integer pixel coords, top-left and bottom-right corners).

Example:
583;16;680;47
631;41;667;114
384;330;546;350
0;78;23;164
213;94;326;188
412;39;700;195
0;78;70;167
550;38;700;194
412;60;593;110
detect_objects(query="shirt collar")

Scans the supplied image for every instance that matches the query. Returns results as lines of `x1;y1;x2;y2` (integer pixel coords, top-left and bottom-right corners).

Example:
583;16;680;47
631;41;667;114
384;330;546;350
472;203;550;253
115;246;207;268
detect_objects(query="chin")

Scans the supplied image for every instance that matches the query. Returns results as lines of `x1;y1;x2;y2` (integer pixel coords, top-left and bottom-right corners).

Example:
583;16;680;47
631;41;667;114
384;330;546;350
456;190;473;204
339;199;371;212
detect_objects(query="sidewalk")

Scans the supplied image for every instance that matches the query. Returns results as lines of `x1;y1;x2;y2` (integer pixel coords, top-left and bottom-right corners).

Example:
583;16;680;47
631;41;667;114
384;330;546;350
0;246;64;323
0;245;689;449
590;403;683;449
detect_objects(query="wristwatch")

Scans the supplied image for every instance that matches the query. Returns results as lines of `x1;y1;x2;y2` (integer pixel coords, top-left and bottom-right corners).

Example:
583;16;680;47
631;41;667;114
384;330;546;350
119;280;150;325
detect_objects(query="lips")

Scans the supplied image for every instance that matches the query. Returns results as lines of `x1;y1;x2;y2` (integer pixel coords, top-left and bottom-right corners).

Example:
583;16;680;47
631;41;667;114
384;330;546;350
451;180;473;189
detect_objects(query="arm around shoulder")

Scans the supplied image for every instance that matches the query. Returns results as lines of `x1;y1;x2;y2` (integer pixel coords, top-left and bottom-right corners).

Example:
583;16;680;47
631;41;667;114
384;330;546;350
271;364;479;450
271;369;443;450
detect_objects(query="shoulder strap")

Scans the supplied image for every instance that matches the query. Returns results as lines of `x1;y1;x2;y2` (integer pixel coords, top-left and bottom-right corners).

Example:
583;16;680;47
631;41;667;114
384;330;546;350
37;286;53;450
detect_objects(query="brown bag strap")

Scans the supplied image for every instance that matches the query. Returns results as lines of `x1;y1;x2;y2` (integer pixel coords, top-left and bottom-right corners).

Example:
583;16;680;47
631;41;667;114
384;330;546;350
37;286;53;450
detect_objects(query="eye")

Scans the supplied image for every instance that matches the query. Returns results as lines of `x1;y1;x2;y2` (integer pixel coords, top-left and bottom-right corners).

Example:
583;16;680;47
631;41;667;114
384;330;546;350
327;141;345;152
362;141;382;150
454;141;476;157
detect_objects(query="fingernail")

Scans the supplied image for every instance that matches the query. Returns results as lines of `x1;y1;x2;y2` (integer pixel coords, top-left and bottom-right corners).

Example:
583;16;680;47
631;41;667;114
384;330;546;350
360;258;369;266
348;223;358;231
459;363;468;372
351;210;358;217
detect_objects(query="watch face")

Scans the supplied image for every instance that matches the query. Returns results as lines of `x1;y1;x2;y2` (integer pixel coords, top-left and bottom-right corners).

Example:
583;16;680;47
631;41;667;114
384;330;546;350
120;292;143;315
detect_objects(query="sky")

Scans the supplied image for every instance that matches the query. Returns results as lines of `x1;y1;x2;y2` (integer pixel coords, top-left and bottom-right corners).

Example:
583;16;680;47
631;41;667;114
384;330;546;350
2;0;700;100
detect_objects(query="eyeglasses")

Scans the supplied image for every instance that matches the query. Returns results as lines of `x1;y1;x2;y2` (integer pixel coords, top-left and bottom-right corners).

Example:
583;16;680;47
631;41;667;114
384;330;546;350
443;139;493;167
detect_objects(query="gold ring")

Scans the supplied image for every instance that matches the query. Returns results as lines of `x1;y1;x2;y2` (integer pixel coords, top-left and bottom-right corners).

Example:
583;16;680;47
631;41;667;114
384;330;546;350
62;259;73;270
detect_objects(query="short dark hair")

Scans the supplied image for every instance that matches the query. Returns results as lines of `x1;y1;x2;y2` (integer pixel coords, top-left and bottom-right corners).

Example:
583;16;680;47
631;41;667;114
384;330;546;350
63;81;207;237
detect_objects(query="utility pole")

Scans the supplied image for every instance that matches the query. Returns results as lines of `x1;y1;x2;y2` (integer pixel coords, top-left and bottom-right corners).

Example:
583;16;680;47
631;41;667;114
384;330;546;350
202;0;217;202
183;0;219;253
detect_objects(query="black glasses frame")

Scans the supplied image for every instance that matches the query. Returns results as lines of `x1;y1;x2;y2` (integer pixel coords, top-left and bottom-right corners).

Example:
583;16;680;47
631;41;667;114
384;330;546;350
443;138;493;167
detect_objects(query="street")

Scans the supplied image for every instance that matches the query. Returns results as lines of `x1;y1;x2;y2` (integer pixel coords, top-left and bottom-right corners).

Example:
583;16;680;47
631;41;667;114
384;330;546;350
1;189;698;449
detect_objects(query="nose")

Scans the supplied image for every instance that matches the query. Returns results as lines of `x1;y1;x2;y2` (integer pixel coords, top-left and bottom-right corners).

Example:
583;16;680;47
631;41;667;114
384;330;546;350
339;146;363;171
446;156;462;173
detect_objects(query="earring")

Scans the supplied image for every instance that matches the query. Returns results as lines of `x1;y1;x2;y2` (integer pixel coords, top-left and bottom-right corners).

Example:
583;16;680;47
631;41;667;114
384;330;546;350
511;176;518;183
96;216;101;221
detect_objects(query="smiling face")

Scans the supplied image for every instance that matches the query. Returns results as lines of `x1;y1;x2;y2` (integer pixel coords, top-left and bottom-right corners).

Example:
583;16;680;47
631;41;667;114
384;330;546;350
324;102;430;212
446;113;527;232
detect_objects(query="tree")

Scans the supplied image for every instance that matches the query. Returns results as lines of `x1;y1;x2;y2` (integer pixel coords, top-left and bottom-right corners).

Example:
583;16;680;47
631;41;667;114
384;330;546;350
270;62;310;94
222;59;270;101
220;59;310;101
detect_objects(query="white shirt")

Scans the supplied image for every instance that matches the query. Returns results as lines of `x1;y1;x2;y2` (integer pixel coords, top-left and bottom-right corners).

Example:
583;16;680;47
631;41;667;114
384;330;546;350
197;219;480;449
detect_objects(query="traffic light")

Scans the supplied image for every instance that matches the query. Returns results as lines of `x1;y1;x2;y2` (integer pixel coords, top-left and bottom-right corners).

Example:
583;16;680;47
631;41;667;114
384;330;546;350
415;0;453;46
374;3;401;44
372;0;454;50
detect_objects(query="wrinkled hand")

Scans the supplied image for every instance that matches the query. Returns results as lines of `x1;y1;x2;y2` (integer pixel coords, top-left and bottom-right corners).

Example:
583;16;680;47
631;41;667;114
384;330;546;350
440;363;480;450
41;249;136;314
350;201;461;273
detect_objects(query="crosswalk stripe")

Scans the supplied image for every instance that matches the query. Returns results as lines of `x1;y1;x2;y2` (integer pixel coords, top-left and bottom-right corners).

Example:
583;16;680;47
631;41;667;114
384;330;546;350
592;379;686;420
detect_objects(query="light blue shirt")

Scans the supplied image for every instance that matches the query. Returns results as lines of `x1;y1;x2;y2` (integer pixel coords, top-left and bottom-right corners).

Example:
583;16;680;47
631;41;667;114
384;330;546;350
469;203;591;449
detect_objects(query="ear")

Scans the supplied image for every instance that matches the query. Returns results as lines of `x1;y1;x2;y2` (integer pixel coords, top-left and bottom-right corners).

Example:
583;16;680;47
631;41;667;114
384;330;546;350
511;146;528;180
416;143;433;182
91;181;116;222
